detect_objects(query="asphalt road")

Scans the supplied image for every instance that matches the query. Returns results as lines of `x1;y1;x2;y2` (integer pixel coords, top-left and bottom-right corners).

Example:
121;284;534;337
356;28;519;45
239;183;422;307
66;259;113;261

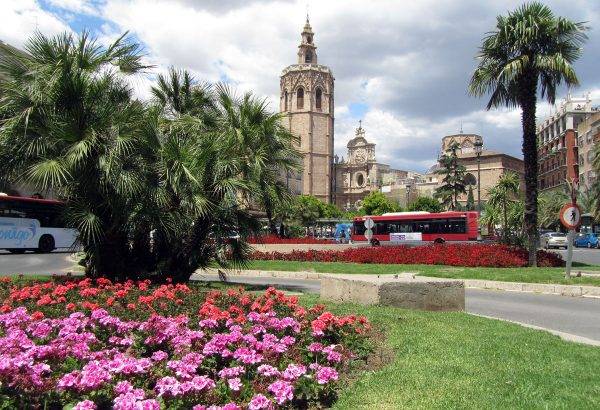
553;248;600;266
2;252;600;343
0;251;78;275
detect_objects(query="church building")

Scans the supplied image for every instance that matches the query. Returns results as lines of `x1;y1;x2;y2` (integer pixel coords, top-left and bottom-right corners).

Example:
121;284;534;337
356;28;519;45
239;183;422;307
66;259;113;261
279;18;335;203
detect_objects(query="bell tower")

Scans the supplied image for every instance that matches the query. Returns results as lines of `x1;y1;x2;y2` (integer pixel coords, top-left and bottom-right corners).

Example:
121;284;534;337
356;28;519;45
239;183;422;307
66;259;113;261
280;17;335;203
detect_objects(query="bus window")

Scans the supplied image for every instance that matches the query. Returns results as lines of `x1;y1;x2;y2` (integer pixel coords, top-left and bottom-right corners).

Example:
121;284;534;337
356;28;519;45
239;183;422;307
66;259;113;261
353;221;366;235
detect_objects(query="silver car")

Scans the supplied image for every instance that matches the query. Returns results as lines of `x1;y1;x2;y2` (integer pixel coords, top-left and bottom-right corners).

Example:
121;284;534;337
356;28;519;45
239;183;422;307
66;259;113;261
540;232;568;249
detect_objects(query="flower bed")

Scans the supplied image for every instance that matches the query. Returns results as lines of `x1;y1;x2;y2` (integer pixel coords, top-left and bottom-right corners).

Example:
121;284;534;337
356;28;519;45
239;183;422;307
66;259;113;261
0;278;371;409
251;244;564;268
248;235;333;245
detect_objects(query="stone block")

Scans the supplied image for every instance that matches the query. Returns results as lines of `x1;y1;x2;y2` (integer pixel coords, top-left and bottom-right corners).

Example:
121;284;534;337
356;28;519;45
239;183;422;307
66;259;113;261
320;274;464;311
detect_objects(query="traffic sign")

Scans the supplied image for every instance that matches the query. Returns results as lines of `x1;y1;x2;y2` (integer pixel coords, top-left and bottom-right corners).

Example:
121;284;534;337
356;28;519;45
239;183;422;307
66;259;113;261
364;217;374;229
364;229;373;241
559;203;582;229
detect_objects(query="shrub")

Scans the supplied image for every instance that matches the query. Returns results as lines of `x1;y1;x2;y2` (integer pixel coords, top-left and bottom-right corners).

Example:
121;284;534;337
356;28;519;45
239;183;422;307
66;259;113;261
250;244;564;268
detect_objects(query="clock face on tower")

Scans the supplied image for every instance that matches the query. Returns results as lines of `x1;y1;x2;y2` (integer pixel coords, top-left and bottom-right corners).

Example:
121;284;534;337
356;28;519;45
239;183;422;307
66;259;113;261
355;149;366;163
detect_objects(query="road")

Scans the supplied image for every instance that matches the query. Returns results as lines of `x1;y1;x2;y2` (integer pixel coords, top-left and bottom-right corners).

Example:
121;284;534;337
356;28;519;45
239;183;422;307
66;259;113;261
553;248;600;266
2;252;600;343
0;251;78;275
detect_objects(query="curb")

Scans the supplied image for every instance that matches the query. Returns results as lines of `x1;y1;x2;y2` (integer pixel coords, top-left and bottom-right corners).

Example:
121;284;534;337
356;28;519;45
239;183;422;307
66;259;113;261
198;268;600;299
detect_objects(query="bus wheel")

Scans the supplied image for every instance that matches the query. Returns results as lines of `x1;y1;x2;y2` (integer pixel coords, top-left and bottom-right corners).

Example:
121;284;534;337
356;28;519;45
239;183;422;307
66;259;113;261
37;235;55;253
8;249;26;254
371;239;380;247
433;238;445;245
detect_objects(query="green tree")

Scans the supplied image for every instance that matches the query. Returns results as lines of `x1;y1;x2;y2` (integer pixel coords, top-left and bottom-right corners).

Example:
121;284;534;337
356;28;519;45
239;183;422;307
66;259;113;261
359;191;400;215
434;142;466;210
466;186;475;211
487;172;521;243
0;31;151;276
469;2;588;265
408;196;443;213
213;85;301;235
291;195;323;227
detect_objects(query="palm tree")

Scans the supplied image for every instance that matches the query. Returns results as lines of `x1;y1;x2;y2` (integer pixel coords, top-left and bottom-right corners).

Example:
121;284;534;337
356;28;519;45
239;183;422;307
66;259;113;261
0;31;150;276
487;172;521;242
214;84;302;235
151;67;214;119
480;202;501;237
469;2;588;266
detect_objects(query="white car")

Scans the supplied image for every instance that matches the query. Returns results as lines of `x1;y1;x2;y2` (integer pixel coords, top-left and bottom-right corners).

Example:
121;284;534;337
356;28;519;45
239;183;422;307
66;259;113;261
540;232;568;249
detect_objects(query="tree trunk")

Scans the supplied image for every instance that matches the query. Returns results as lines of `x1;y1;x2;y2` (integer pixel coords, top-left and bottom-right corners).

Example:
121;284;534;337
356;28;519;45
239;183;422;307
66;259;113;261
519;72;539;266
502;201;508;243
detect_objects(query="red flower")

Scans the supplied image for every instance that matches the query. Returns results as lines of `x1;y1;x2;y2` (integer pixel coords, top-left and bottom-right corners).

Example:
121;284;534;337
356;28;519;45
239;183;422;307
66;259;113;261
66;303;76;311
31;311;44;320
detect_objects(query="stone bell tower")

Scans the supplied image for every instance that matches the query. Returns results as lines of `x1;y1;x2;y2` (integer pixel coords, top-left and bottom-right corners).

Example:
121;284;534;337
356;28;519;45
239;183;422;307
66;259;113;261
280;17;335;203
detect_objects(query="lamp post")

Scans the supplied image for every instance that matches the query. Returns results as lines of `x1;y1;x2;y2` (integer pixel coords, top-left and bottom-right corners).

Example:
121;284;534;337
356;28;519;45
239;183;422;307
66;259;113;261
474;140;483;241
406;184;412;209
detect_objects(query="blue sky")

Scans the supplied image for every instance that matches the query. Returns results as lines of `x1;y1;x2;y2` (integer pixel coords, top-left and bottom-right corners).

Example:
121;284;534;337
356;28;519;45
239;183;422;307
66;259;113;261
2;0;599;173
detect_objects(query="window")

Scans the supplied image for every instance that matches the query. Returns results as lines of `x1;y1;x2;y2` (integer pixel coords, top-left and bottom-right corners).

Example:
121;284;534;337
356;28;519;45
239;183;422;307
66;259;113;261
587;150;595;163
296;87;304;109
356;173;364;186
464;173;476;186
284;91;288;111
315;88;322;110
306;35;312;44
305;50;312;63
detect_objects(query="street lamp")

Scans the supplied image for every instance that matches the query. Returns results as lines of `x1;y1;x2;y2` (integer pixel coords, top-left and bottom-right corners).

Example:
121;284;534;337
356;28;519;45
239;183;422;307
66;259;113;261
406;184;412;208
474;140;483;241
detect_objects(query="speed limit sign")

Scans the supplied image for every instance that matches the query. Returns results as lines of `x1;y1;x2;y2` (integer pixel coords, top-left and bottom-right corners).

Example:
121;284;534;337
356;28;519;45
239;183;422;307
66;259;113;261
559;203;582;229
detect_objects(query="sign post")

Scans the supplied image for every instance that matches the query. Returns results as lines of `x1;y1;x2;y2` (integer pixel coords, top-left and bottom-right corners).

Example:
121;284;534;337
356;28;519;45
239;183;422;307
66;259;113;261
364;217;374;245
560;202;581;279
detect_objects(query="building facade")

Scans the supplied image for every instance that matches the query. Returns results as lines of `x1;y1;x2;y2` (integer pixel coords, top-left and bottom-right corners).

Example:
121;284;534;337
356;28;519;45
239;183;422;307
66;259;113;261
576;110;600;190
537;94;594;192
420;134;525;206
334;123;420;210
279;19;335;203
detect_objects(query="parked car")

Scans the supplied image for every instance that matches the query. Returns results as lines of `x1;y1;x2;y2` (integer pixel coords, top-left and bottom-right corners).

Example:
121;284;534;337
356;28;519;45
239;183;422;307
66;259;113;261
574;233;599;248
540;232;568;249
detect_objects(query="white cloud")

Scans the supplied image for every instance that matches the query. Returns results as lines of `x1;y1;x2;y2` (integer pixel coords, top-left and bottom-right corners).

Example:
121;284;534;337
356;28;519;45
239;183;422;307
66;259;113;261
0;0;71;47
47;0;101;15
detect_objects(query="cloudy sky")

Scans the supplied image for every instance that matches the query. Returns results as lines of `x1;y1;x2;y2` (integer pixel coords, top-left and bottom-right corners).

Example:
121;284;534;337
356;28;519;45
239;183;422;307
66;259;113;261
2;0;599;172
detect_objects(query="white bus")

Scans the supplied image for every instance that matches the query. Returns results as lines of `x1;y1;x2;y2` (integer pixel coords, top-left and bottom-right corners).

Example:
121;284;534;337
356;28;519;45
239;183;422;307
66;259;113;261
0;195;78;253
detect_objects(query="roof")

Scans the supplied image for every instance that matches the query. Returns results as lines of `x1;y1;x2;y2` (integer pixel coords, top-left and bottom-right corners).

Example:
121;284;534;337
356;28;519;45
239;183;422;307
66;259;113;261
0;195;63;205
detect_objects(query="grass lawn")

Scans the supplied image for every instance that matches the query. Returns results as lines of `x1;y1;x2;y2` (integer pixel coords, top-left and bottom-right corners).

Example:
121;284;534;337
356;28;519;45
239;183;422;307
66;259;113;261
246;260;600;287
301;294;600;409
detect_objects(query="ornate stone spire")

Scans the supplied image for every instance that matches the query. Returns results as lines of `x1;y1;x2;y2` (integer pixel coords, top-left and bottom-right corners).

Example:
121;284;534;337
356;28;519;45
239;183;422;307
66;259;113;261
297;17;317;64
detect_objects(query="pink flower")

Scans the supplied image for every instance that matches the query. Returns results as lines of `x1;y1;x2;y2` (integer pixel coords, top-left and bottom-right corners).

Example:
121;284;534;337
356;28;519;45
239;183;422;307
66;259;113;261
227;377;242;391
248;394;272;410
282;364;306;381
268;380;294;404
257;364;280;377
308;342;323;352
316;366;339;384
73;400;97;410
151;351;168;361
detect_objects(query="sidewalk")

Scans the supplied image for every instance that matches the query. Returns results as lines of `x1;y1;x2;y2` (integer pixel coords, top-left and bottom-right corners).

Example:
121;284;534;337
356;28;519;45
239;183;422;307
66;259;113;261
198;268;600;298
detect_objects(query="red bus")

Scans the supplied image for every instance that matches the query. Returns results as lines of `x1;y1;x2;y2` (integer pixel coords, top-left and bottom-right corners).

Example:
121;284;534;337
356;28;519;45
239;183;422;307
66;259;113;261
352;211;479;246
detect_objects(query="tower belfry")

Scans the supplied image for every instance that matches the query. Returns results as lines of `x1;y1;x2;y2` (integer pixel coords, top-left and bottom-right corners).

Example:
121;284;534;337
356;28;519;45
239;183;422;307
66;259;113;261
279;18;335;203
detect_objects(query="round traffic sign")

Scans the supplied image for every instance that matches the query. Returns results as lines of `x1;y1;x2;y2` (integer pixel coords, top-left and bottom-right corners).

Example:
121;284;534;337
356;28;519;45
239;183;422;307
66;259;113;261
559;203;582;229
364;229;373;241
364;217;374;229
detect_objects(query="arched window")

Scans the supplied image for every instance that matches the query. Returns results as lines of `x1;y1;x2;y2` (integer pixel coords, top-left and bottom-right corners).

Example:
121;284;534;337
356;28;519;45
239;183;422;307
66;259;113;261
284;91;288;111
464;173;477;186
305;50;312;63
315;88;322;110
297;87;304;109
